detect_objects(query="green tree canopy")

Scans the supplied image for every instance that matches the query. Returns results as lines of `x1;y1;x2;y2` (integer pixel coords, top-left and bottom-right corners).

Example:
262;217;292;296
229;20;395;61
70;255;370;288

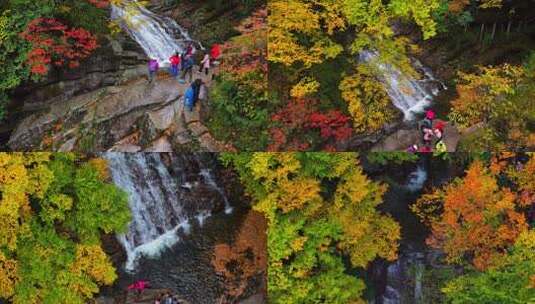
222;152;400;303
0;153;130;304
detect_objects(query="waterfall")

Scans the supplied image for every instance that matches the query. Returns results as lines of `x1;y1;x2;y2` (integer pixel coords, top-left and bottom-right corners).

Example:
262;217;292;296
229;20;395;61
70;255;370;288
359;51;445;121
200;168;233;214
111;0;198;65
103;153;231;271
406;166;428;192
382;252;427;304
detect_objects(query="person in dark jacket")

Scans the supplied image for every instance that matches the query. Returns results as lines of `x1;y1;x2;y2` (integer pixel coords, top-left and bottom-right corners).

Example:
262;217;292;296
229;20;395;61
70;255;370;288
191;79;203;104
180;55;194;84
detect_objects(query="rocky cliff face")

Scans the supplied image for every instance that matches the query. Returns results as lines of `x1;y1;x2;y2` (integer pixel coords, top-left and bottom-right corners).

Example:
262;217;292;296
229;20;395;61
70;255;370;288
7;1;238;152
14;34;148;112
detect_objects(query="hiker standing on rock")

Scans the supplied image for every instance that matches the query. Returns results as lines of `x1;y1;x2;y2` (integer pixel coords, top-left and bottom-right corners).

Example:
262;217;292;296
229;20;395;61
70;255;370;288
199;52;211;76
184;79;204;112
210;44;221;62
169;52;181;78
148;59;159;83
184;83;196;112
419;109;436;148
180;55;194;84
192;78;203;104
433;120;447;154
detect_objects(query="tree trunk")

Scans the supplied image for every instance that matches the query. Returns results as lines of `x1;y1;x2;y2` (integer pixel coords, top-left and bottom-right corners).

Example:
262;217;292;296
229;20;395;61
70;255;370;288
506;20;512;38
491;22;497;42
479;23;485;42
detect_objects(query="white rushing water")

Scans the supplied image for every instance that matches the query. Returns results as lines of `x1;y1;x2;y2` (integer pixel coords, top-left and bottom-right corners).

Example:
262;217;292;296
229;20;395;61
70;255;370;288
111;0;198;65
359;51;446;121
104;153;231;271
406;165;428;192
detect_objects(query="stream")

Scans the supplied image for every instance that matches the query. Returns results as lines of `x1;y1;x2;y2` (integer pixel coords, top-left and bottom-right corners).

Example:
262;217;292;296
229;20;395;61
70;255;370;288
359;51;446;121
371;156;457;304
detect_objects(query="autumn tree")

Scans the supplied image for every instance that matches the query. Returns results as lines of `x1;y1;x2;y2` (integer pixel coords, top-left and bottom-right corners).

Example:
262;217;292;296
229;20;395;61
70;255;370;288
0;153;131;304
448;0;503;13
442;230;535;303
451;53;535;150
222;153;400;303
268;98;353;151
0;0;110;119
412;154;532;270
208;7;269;151
268;0;442;136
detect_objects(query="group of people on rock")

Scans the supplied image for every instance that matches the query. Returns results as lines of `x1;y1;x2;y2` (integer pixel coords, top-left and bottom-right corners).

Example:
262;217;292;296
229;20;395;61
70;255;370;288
146;42;220;113
154;292;183;304
147;42;221;84
408;109;448;153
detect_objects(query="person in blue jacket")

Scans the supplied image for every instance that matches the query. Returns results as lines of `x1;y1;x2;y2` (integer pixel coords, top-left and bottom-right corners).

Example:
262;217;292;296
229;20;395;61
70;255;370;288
184;85;195;112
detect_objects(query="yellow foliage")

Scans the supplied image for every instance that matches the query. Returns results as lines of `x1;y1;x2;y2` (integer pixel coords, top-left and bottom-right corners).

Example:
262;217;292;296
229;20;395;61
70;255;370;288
333;167;399;266
69;245;117;298
290;77;320;98
88;158;110;181
278;177;322;213
268;0;324;67
449;64;524;129
0;252;18;299
340;68;396;133
0;153;52;251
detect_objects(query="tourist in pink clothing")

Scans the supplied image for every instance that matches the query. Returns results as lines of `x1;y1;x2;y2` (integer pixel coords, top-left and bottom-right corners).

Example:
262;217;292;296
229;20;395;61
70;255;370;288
199;53;211;75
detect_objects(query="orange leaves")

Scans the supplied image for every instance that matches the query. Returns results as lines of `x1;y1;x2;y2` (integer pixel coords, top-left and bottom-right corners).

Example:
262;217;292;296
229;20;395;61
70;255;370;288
416;159;530;270
448;0;503;13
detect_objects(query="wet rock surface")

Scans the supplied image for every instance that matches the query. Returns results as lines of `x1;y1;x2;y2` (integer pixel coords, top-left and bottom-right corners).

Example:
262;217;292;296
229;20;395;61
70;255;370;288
103;207;266;304
8;69;234;152
98;154;265;304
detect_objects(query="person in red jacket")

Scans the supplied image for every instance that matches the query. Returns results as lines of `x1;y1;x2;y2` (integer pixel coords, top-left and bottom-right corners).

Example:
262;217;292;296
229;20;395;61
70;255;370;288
169;52;181;78
210;44;221;62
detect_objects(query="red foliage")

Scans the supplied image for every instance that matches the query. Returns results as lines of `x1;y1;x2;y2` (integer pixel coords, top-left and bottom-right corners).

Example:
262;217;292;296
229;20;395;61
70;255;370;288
269;99;353;151
20;18;99;76
86;0;109;8
220;8;267;80
308;110;353;141
268;99;314;151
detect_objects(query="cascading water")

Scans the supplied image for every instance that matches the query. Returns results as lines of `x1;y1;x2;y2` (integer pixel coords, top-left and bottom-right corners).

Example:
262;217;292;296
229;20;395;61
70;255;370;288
103;153;232;272
111;0;200;65
405;165;428;192
359;51;446;121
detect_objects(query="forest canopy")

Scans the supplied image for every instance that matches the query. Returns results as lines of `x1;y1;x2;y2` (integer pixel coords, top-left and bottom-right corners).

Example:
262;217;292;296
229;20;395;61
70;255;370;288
0;0;111;119
0;153;130;304
222;152;400;303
